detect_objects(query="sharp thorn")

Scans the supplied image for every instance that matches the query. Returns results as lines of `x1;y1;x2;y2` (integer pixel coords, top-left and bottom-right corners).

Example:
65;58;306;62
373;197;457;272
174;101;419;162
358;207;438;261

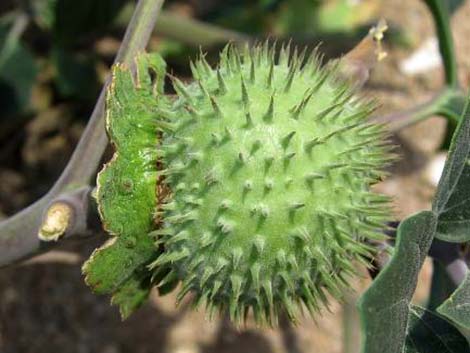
264;94;275;121
279;40;292;67
190;60;201;80
245;112;253;126
198;80;210;99
284;152;296;162
289;202;305;210
238;152;246;163
281;131;296;148
241;76;250;110
199;49;212;75
217;69;227;95
304;137;324;151
171;76;192;102
267;60;274;88
210;96;223;117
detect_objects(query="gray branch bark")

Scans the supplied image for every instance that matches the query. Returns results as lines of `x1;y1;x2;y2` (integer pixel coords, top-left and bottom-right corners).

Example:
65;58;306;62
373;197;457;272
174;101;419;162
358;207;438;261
0;0;165;267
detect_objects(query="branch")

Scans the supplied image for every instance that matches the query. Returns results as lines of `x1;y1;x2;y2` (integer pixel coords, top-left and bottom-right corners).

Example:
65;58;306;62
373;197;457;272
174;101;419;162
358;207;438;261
0;1;458;267
37;186;96;242
0;13;392;266
54;0;165;189
0;11;29;68
154;10;249;47
0;0;165;267
115;6;249;48
372;87;466;131
423;0;458;87
372;0;461;131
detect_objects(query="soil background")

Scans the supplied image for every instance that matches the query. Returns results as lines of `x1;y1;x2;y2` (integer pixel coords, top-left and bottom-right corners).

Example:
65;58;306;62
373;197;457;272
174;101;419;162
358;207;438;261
1;1;469;352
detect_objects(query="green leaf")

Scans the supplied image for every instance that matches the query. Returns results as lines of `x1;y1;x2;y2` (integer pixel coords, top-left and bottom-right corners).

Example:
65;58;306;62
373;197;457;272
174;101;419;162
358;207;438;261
446;0;465;14
405;305;469;352
438;272;470;331
51;46;99;100
33;0;127;45
358;211;437;353
433;95;470;242
82;52;167;316
31;0;58;29
0;21;38;117
428;260;458;311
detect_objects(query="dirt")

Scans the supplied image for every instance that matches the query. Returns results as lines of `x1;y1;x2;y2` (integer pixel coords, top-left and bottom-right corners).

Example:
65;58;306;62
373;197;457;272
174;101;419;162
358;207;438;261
1;1;469;352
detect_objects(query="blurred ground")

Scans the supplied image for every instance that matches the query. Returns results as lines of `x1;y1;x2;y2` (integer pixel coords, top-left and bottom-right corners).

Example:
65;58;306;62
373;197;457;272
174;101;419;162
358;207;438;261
1;1;469;352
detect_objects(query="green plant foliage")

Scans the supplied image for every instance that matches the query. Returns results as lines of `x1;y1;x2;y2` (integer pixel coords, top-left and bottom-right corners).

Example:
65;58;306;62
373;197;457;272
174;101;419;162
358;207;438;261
316;0;377;33
31;0;58;29
429;94;470;340
358;211;437;353
438;272;470;331
26;0;131;114
405;305;469;352
51;47;99;100
273;0;377;36
428;260;458;311
0;22;38;117
111;268;153;320
433;97;470;242
276;0;320;34
152;43;393;325
446;0;466;14
34;0;128;46
82;52;166;317
423;0;458;87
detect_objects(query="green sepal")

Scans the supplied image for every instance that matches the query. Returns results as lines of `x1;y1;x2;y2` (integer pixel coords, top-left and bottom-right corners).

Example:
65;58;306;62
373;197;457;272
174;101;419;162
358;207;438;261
111;269;153;320
82;52;167;316
83;236;155;295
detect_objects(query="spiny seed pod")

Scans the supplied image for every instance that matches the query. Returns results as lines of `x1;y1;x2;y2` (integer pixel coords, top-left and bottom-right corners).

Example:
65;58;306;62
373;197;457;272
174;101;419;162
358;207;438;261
150;43;394;325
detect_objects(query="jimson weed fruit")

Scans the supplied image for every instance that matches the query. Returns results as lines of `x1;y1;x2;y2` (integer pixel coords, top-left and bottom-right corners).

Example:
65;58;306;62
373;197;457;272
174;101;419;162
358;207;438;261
84;43;393;325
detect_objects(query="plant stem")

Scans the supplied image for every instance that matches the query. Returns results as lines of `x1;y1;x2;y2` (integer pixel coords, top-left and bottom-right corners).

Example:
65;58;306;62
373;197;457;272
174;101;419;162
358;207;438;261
0;12;28;68
116;6;249;48
423;0;458;87
373;87;465;131
0;0;165;267
155;10;249;47
375;1;461;132
55;0;164;188
343;293;361;353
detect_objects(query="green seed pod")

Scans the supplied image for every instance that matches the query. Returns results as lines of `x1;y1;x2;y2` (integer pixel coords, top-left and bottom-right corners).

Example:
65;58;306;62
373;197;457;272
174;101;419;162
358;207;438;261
151;43;393;325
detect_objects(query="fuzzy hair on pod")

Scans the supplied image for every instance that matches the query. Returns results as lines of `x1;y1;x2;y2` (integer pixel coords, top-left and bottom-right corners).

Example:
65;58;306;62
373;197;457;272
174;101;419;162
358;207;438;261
150;43;394;325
